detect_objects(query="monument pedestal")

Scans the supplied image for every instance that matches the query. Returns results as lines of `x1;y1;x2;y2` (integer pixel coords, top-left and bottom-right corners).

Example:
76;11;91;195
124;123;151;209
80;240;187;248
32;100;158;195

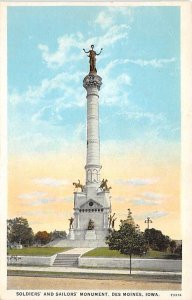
68;229;75;240
85;230;96;240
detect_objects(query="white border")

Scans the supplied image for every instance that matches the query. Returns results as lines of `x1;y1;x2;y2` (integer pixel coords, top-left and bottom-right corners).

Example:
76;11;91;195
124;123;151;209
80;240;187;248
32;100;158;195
0;1;192;300
0;2;8;299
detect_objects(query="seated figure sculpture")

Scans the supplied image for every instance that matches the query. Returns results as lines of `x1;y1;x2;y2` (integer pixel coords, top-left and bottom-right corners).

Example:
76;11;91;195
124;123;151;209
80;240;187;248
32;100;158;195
87;219;95;230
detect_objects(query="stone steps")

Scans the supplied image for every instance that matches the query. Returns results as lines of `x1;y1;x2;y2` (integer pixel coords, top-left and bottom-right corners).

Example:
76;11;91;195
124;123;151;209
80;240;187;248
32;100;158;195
52;254;80;267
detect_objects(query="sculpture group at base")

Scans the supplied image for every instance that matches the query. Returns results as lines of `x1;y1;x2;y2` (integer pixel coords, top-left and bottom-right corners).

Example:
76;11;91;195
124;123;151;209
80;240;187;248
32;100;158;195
73;178;112;193
99;179;112;192
68;217;74;229
108;213;117;229
87;219;95;230
73;179;84;192
68;213;117;230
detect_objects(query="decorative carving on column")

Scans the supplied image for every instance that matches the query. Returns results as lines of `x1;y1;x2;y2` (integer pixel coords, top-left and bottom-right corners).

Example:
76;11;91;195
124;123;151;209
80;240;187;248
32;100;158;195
83;74;102;90
86;168;100;183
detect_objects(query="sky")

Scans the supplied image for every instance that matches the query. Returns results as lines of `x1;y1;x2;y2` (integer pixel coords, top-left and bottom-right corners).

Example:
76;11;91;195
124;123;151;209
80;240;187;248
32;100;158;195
8;5;181;239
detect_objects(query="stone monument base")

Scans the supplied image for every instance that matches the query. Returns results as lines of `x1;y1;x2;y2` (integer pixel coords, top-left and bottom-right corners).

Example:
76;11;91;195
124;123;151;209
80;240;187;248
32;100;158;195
85;230;96;240
68;229;75;240
47;238;108;248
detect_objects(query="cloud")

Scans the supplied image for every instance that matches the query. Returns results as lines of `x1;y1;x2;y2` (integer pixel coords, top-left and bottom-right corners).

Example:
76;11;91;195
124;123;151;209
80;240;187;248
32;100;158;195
38;33;83;69
98;56;175;110
38;23;129;69
63;195;73;202
31;198;56;206
98;60;132;107
142;192;166;200
9;133;65;154
33;177;70;187
18;192;64;206
95;7;134;30
117;111;165;123
129;191;167;206
102;57;176;74
103;57;176;71
22;211;47;216
113;196;127;203
31;105;60;125
9;8;134;111
97;57;176;109
21;196;67;207
22;209;70;216
98;56;176;110
95;11;113;30
124;57;176;68
9;71;83;105
130;198;159;206
18;192;47;200
8;130;86;155
115;178;159;186
136;211;168;220
37;6;135;70
9;91;23;105
74;123;86;140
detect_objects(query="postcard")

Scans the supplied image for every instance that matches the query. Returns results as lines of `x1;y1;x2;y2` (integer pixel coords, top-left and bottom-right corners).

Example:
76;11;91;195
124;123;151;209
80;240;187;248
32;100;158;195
0;1;192;300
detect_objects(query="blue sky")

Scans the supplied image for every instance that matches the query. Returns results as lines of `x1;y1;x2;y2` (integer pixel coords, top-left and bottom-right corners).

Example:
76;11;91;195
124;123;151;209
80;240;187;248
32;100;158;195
8;6;180;155
7;6;181;237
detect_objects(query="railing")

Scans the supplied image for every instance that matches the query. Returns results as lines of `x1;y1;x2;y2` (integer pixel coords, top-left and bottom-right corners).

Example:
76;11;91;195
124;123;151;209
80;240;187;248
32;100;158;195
7;255;21;264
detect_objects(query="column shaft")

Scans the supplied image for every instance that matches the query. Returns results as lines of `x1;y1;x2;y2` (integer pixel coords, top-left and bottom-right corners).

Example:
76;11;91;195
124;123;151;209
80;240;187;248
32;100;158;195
83;74;102;186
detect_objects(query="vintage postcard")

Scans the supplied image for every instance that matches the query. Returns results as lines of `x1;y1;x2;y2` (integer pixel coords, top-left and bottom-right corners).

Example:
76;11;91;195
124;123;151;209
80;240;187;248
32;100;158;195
0;1;192;300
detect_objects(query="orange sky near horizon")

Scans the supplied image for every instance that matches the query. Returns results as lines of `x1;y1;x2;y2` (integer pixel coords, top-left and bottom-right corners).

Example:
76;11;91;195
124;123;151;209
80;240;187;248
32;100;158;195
8;144;181;240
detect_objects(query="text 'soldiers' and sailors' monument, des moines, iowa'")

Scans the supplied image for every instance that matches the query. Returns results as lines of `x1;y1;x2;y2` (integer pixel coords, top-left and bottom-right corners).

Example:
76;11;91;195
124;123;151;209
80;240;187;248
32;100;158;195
56;45;116;248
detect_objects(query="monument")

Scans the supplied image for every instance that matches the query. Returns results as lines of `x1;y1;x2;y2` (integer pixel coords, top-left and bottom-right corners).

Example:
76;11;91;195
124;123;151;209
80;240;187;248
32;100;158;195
67;46;113;247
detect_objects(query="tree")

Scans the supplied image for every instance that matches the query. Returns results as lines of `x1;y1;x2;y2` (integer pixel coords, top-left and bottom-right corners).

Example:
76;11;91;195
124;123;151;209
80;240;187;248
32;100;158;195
7;217;34;246
175;243;182;258
169;240;177;254
35;231;51;245
50;230;67;240
144;228;170;251
106;209;147;274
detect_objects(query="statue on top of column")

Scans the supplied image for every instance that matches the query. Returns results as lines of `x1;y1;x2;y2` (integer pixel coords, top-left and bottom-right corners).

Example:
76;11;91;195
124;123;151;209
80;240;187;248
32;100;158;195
83;45;103;73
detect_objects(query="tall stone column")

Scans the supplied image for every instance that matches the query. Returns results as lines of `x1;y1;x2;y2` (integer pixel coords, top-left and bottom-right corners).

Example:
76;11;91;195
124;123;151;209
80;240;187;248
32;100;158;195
83;74;102;189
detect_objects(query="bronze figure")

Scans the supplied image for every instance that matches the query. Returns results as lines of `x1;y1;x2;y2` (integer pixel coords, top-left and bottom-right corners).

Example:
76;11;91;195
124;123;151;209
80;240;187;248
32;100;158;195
68;217;74;229
108;213;116;228
99;178;112;192
73;179;84;192
87;219;95;230
83;45;103;73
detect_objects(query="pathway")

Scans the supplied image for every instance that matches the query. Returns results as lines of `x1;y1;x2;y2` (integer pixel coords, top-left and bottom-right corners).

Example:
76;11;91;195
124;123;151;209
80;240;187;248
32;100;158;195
7;265;181;277
52;247;93;267
59;248;93;255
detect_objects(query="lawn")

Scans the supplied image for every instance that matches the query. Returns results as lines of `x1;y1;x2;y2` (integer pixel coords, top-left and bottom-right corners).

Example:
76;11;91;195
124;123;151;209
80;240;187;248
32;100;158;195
7;247;72;256
82;247;181;259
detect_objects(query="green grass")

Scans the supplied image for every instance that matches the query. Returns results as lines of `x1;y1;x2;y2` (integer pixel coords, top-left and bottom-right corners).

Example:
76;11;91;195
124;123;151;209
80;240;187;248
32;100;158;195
145;250;181;259
83;248;181;259
83;248;128;258
7;247;72;256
